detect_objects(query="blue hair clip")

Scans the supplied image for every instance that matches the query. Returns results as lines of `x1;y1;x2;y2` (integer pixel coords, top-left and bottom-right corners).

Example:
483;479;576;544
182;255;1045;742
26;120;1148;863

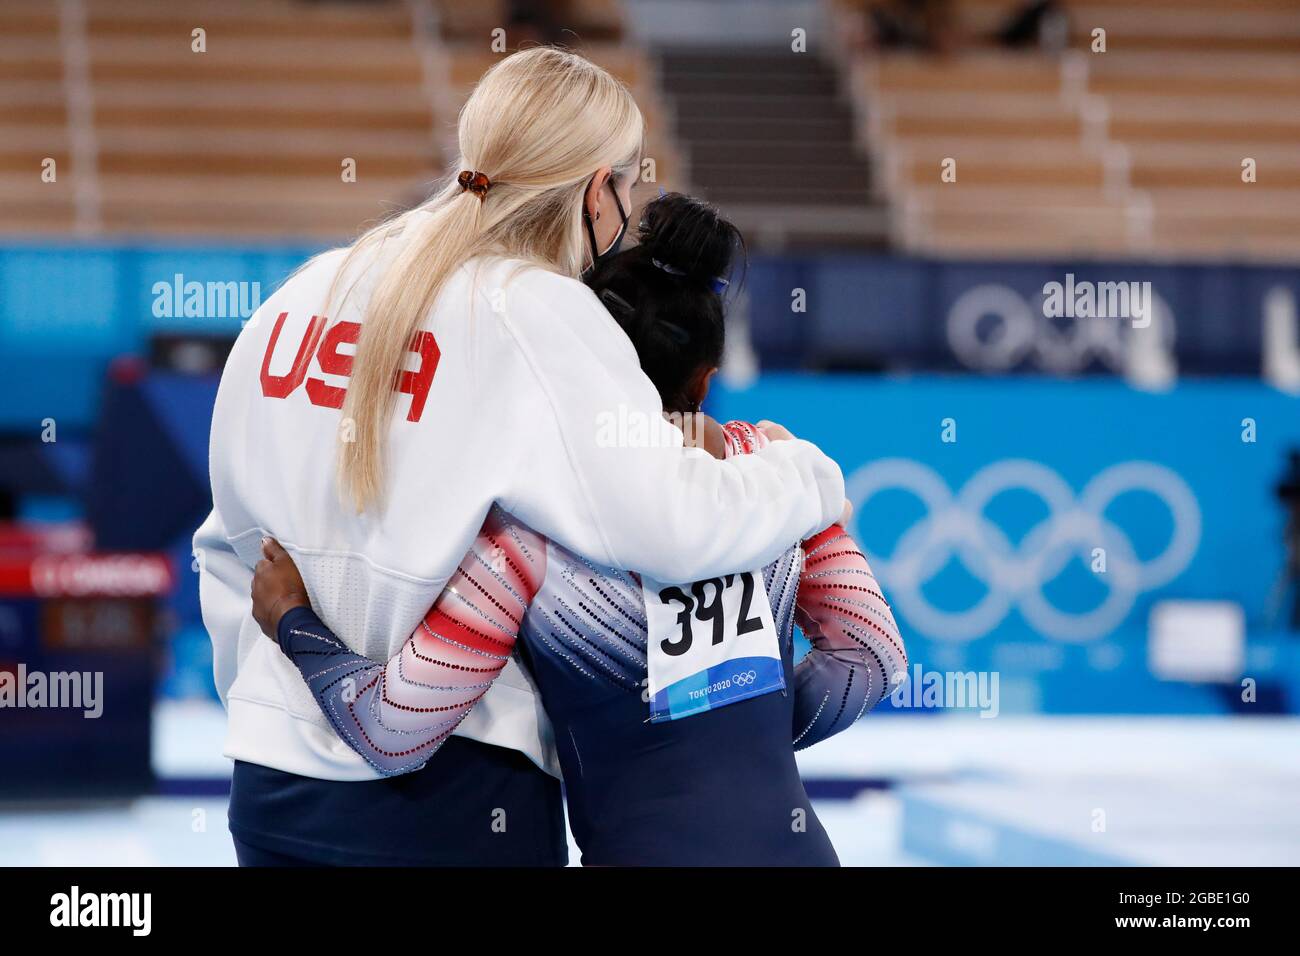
651;258;730;295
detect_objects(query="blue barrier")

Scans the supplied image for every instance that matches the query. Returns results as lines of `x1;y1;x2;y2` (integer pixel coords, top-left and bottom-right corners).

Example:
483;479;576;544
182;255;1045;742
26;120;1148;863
3;241;1299;429
0;241;321;431
23;362;1297;715
711;374;1300;715
123;369;1300;715
745;253;1300;375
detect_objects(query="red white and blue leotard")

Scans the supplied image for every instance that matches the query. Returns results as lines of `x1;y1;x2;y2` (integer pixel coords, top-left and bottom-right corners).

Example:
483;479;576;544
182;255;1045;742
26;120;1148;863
274;421;906;865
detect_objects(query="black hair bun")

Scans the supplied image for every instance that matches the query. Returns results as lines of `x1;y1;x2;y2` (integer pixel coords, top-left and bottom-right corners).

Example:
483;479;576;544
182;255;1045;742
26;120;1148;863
584;192;742;412
635;192;741;289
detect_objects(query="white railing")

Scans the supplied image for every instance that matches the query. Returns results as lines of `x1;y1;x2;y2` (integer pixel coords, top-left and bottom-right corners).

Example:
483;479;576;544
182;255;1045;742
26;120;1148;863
405;0;454;170
58;0;101;235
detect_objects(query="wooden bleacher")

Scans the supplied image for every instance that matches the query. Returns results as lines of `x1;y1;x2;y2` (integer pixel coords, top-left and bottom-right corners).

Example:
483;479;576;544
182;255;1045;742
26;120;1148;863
0;0;683;241
0;3;73;233
833;0;1300;260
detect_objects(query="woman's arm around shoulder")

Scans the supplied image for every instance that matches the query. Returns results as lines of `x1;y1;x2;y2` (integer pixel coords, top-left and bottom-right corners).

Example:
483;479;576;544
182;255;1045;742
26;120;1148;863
495;271;846;583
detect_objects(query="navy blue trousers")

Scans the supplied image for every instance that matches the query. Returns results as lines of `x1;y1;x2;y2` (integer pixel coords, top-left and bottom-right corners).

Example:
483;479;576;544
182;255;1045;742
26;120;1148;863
228;737;567;867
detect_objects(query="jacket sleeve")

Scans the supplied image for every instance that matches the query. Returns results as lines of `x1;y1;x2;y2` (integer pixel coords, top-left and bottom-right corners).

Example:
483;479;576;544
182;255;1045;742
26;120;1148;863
791;524;908;750
272;509;547;776
498;274;846;584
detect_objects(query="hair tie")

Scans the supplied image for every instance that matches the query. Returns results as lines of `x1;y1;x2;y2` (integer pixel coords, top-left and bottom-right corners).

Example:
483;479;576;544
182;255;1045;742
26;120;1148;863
457;170;491;200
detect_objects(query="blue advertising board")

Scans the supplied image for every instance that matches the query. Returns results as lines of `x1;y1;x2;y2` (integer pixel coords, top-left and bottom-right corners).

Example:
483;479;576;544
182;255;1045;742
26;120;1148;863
712;374;1300;715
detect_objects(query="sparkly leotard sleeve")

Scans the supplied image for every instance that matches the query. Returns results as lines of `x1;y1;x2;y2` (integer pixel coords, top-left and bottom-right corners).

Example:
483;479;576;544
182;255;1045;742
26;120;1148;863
274;507;546;776
720;421;907;749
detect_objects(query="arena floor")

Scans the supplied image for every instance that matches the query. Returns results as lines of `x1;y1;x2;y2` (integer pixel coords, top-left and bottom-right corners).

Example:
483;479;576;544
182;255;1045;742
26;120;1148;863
2;703;1296;867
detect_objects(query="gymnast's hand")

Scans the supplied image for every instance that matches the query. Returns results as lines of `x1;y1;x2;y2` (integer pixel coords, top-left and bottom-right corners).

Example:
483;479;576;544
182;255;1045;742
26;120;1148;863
757;420;854;527
252;537;311;639
755;419;794;442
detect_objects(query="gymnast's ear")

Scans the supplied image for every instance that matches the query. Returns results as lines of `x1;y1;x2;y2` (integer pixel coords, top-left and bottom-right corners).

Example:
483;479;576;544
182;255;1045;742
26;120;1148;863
686;366;718;412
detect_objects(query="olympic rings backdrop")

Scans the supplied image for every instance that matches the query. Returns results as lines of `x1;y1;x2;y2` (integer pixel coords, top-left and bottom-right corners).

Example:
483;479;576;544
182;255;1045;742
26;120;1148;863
712;374;1300;716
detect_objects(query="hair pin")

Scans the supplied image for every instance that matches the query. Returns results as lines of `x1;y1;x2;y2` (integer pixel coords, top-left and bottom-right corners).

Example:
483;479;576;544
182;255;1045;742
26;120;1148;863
598;288;636;316
651;258;730;295
659;321;692;345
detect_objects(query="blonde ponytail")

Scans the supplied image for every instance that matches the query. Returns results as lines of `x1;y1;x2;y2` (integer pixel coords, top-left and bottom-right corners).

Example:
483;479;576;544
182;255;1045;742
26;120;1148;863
328;48;643;512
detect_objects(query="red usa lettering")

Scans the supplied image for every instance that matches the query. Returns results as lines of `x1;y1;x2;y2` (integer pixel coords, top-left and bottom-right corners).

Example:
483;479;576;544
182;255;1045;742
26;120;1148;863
258;312;440;422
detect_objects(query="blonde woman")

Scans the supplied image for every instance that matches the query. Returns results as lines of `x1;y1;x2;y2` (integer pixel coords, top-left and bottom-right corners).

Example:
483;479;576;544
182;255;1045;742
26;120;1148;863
194;48;846;866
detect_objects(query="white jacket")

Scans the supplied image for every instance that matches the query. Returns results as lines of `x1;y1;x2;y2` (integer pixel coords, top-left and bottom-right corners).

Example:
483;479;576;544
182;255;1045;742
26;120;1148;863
194;223;846;781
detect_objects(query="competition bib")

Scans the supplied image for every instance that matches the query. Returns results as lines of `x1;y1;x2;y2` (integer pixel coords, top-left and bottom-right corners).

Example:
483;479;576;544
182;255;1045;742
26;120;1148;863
643;570;785;722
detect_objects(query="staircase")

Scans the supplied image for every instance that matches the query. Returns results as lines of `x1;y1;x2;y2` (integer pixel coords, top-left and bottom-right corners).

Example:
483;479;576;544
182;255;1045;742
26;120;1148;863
656;47;887;248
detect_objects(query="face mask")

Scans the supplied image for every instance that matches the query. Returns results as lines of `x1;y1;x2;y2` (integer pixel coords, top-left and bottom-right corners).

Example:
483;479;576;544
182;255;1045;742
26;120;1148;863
581;177;629;281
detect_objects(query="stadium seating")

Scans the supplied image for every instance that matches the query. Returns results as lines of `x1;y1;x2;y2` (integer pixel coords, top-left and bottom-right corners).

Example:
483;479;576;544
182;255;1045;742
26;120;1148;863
832;0;1300;259
5;0;1297;259
0;3;72;233
0;0;684;240
434;0;624;43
